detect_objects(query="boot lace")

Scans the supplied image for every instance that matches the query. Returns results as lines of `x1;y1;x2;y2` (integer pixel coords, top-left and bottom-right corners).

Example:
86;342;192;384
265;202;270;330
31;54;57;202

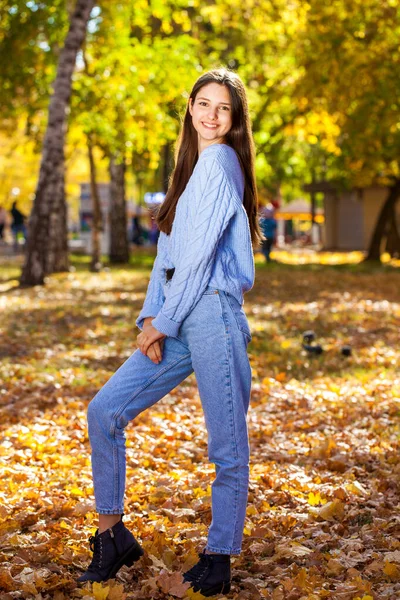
88;534;103;569
185;553;212;583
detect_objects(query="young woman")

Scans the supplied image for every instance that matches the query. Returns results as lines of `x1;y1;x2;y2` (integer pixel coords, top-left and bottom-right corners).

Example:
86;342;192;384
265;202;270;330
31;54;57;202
78;68;261;597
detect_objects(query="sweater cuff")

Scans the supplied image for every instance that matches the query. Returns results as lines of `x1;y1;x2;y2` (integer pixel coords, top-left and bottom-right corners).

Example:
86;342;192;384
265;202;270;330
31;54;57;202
151;312;181;337
136;303;163;330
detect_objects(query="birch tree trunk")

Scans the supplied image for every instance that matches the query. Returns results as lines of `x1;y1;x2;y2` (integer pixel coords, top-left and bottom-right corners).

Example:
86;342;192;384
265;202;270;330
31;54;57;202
109;155;130;264
20;0;95;286
88;134;103;272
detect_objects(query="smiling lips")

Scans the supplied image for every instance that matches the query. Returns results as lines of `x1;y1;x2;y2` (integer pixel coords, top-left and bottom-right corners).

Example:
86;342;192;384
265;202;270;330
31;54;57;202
202;122;218;129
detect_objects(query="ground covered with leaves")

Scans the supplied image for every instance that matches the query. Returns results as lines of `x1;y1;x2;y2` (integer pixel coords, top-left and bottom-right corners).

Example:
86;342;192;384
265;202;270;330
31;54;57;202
0;253;399;600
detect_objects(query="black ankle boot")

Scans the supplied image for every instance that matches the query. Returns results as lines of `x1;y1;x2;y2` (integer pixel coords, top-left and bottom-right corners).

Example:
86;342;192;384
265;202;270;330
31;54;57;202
77;518;143;583
183;551;231;597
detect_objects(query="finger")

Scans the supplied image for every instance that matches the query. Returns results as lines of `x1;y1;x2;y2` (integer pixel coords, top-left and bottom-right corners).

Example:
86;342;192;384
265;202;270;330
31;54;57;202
148;341;161;363
153;341;161;362
142;336;157;354
138;332;151;354
147;345;159;364
137;333;145;352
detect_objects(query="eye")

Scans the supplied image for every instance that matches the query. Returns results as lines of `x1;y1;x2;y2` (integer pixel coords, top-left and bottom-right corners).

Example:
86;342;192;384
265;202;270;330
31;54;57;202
199;101;208;106
220;106;230;111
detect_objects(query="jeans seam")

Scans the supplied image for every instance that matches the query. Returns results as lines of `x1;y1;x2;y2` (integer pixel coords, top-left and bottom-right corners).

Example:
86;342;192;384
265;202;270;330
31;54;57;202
217;293;241;551
206;544;241;555
107;350;192;513
113;438;119;510
97;508;124;515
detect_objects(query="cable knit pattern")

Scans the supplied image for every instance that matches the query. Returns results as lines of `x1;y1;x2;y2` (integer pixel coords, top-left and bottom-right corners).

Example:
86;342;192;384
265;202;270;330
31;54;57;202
136;143;255;336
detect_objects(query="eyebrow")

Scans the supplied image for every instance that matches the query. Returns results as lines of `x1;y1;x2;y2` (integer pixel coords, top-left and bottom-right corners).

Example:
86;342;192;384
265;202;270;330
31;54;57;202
197;96;231;106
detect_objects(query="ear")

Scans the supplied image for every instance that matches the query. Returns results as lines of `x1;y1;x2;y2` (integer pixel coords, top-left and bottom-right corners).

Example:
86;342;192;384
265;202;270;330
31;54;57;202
188;98;193;116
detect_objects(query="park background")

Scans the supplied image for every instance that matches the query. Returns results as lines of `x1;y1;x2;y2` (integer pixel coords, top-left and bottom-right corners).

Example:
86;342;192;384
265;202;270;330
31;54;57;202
0;1;399;599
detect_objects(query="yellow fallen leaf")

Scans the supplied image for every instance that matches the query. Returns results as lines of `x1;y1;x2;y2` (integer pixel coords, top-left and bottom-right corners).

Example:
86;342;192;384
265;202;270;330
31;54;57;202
383;561;400;579
69;486;86;497
186;588;206;600
310;499;344;521
92;581;110;600
346;480;368;496
308;491;327;506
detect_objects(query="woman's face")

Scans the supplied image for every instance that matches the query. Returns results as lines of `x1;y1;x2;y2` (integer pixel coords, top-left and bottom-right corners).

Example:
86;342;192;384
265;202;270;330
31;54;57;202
189;82;232;150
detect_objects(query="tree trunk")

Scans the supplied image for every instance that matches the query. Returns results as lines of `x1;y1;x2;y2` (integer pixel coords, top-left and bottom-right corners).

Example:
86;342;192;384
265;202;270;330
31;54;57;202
385;200;400;257
310;169;316;226
87;134;103;272
52;201;69;272
365;180;400;261
109;155;130;263
20;0;94;286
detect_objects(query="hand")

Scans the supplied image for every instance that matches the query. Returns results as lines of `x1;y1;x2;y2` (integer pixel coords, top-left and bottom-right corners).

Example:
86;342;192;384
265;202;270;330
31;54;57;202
146;338;165;364
137;323;166;356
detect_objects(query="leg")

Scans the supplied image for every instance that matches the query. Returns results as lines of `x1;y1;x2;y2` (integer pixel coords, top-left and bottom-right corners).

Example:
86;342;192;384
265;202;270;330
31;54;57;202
263;238;273;262
267;238;273;261
181;290;252;555
87;336;193;515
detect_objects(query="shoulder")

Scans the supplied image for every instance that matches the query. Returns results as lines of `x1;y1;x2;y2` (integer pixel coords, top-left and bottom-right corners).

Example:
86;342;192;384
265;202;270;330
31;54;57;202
198;143;241;175
196;144;244;200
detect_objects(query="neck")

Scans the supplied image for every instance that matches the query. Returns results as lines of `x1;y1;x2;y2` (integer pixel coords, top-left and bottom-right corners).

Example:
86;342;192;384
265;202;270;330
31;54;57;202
198;138;226;155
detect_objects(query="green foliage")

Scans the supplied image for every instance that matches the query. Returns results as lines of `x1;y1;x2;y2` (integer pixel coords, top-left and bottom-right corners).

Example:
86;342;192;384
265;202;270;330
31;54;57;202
71;1;201;186
0;0;68;137
2;0;400;203
293;0;400;187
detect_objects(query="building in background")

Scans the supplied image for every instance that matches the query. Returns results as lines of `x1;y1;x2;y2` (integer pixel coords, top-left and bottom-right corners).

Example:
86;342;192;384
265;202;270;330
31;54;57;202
274;198;324;246
304;183;396;251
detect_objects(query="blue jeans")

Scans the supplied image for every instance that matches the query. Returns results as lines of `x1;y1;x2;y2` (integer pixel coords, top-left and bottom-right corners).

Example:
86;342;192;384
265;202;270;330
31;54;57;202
87;284;252;554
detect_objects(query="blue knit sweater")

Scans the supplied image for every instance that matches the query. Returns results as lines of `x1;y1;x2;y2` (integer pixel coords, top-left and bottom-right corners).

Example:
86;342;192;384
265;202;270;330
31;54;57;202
136;143;255;337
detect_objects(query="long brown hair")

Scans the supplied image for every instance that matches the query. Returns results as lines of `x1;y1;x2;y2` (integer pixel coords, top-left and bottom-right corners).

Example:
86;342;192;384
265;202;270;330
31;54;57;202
156;68;262;245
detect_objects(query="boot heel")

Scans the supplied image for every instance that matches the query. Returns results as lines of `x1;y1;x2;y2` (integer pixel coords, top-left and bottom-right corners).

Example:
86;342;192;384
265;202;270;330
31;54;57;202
124;544;144;567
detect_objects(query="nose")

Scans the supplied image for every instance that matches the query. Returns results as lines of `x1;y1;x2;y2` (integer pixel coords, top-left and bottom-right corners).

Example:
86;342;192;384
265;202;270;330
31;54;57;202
207;106;218;120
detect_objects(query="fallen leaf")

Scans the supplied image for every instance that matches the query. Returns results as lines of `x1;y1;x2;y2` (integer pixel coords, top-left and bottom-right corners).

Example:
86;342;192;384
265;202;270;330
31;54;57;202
92;581;110;600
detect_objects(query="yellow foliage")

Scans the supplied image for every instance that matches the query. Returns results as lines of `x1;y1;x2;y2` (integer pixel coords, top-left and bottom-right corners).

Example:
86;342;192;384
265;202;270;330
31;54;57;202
307;491;328;506
0;257;399;599
92;582;110;600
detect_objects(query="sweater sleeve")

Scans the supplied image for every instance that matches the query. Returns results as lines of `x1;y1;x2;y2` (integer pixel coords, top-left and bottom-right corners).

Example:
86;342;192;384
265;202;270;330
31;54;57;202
151;157;238;337
135;233;166;330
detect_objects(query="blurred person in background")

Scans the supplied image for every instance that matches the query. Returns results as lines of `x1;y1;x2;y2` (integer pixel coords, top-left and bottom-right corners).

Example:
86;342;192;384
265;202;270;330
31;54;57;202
10;201;27;251
260;203;277;262
0;205;7;241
